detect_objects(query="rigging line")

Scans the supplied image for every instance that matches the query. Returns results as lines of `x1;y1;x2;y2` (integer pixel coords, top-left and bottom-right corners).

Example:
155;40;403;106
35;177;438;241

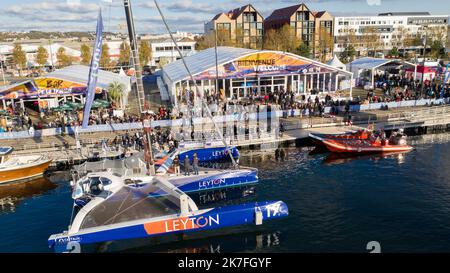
153;0;238;167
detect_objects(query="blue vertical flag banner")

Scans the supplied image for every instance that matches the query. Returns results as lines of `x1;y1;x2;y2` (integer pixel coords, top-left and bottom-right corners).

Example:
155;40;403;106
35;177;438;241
82;9;104;128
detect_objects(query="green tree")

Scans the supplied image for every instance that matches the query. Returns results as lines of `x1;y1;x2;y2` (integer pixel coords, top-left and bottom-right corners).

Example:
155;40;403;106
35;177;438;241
340;45;356;63
107;81;125;108
390;47;400;57
139;40;152;66
80;44;91;65
99;44;111;68
56;47;72;67
119;41;131;65
12;43;27;76
297;42;312;58
430;40;445;59
36;46;49;67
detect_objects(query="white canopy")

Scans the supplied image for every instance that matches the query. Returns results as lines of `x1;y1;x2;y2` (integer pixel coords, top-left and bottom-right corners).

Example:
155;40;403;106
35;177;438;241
327;55;346;71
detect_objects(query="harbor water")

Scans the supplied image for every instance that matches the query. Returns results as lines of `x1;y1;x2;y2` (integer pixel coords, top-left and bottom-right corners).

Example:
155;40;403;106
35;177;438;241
1;133;450;253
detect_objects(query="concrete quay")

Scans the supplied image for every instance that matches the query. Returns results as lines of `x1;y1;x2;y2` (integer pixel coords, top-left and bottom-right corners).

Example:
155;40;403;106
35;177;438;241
3;105;450;166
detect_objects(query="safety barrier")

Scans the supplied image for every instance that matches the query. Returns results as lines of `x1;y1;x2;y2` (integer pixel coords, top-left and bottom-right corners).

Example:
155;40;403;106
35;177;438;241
1;98;448;140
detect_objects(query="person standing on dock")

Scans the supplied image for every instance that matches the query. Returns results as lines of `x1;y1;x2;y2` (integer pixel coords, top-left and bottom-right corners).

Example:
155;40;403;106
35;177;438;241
193;153;199;175
184;155;191;176
173;156;180;176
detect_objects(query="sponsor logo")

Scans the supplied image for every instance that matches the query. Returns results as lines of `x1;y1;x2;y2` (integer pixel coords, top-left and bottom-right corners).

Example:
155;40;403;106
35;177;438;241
265;202;284;218
253;65;287;72
55;236;81;245
212;150;228;157
198;178;226;189
144;214;220;235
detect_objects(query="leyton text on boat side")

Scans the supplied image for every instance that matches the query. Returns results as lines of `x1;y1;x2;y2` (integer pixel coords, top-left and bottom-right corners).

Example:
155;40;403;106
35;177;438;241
72;150;258;197
48;173;288;251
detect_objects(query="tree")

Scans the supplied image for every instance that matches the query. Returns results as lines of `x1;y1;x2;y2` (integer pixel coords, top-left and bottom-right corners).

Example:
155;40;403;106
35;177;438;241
430;40;445;59
317;27;334;62
392;26;409;57
363;26;382;57
119;41;131;65
139;40;152;66
99;44;111;68
36;46;48;67
262;29;279;51
107;81;125;108
158;57;171;68
263;24;299;54
297;42;312;58
80;44;91;65
278;25;300;53
390;47;400;57
340;45;356;63
12;43;26;76
338;26;360;56
195;29;235;50
56;47;72;67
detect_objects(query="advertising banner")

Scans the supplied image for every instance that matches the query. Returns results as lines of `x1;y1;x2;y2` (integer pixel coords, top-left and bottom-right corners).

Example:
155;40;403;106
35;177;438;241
192;52;332;80
82;9;104;129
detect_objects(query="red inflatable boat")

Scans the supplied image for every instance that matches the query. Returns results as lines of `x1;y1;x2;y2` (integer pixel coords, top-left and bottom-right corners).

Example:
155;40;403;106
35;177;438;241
310;131;413;154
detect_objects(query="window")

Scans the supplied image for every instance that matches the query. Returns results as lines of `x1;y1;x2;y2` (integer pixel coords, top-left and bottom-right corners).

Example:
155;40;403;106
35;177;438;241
217;23;231;30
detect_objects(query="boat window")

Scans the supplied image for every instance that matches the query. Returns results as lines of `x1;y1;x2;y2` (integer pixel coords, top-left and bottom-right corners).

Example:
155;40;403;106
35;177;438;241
88;177;102;195
79;183;180;230
99;177;112;186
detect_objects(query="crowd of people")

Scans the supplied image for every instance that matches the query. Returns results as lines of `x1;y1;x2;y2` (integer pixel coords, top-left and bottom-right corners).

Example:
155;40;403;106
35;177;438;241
0;104;177;133
1;73;450;134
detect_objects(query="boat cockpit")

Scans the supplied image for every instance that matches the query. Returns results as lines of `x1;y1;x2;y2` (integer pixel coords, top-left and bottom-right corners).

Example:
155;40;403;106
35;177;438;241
68;172;199;235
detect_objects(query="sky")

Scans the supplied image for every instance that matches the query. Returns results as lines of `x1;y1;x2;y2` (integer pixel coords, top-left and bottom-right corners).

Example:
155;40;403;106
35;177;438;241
0;0;449;33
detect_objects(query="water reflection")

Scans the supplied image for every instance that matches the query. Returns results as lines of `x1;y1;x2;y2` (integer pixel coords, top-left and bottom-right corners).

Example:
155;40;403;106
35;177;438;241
119;231;283;253
322;152;409;166
0;177;57;214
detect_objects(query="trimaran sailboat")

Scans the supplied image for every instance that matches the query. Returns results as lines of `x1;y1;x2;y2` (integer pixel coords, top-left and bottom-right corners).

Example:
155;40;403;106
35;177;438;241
48;0;288;252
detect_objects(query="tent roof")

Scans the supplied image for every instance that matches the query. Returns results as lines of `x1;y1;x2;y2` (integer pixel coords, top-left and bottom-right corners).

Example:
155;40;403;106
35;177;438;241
38;65;131;91
348;57;416;70
162;47;258;83
0;80;34;93
162;47;352;83
327;54;346;69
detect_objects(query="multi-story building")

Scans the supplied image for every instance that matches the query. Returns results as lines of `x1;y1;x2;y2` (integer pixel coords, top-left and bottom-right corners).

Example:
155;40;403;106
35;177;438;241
150;38;197;67
0;43;81;69
264;4;334;61
204;4;264;48
334;12;449;57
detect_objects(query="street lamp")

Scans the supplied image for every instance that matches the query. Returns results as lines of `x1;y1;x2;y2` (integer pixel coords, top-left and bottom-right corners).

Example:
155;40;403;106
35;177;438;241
0;54;6;85
420;25;428;96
